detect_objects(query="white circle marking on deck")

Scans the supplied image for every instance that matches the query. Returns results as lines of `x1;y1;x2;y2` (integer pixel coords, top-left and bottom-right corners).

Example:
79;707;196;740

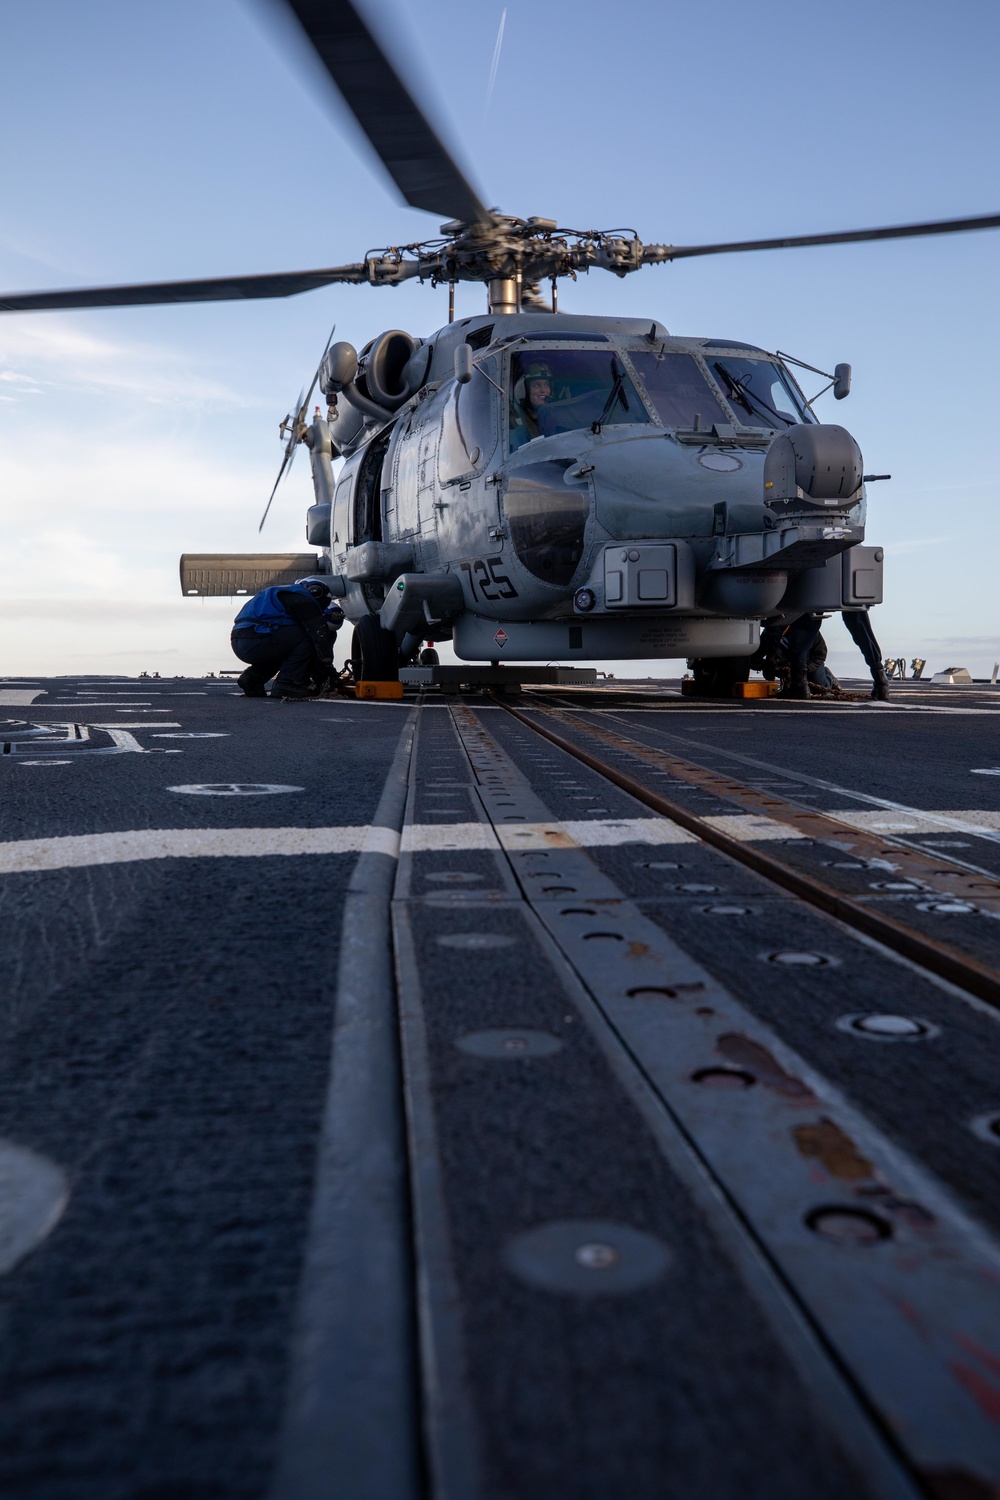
167;783;303;796
0;1142;69;1275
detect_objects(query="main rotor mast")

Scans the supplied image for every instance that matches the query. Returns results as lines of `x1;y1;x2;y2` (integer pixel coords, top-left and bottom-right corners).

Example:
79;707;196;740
353;216;662;314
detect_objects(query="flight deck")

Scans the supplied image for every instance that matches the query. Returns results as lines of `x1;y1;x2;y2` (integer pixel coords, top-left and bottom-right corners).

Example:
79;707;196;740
1;675;999;1499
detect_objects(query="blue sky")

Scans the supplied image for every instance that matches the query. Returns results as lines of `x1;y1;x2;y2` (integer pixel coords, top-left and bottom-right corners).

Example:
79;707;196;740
0;0;997;677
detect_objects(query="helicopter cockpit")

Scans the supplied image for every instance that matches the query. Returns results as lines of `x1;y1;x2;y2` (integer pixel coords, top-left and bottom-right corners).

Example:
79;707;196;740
507;341;813;452
509;349;650;450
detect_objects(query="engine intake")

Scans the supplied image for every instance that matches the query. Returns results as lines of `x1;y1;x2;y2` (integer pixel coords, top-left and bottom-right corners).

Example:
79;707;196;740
356;330;420;410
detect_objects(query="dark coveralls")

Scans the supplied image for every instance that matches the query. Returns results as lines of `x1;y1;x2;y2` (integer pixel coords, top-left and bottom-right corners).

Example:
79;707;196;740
755;609;888;698
842;609;886;684
753;614;823;698
230;585;332;697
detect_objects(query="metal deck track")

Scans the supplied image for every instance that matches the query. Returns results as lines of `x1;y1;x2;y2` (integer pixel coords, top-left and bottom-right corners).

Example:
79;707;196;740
502;699;1000;1007
369;696;1000;1500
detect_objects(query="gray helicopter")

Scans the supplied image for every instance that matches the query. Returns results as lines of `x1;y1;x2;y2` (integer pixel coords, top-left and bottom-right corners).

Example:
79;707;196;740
2;0;997;690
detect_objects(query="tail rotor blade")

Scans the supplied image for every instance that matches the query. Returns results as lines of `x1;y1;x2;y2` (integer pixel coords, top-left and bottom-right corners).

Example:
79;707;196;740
259;443;298;533
260;388;304;532
257;321;337;533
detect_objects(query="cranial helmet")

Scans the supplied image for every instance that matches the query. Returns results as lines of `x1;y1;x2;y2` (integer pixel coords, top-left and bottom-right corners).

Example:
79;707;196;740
296;575;334;602
515;360;554;404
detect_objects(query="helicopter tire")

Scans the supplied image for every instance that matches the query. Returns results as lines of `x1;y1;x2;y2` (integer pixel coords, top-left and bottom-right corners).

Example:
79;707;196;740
351;614;399;682
690;655;751;697
419;647;440;667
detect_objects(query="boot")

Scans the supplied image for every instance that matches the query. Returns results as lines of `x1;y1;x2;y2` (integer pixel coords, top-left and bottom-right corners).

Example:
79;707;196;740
871;670;890;701
782;663;811;700
237;670;267;698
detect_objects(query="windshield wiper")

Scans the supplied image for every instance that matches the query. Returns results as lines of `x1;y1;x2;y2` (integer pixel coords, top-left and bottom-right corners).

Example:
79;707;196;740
592;357;629;433
713;362;787;428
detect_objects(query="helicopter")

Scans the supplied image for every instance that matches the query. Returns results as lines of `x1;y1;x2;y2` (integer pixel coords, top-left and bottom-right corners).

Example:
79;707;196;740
1;0;998;691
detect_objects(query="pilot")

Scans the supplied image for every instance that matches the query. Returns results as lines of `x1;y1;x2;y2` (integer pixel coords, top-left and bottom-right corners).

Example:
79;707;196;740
515;361;555;442
231;575;336;699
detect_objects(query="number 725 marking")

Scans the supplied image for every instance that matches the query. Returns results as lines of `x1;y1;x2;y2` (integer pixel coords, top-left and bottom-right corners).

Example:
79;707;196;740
459;556;518;601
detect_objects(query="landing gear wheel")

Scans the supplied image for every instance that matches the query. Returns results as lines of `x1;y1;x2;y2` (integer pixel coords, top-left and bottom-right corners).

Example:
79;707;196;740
690;656;751;697
351;615;399;682
419;647;440;666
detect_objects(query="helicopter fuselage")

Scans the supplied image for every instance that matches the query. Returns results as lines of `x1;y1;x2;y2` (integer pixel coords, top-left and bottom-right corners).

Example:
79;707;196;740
309;312;879;664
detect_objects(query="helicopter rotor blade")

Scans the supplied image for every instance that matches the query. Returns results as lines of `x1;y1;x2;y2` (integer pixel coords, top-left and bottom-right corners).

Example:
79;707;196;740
277;0;489;224
0;264;372;314
645;211;1000;264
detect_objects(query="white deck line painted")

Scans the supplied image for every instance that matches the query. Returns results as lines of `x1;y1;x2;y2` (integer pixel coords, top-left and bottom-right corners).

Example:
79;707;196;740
4;809;1000;876
825;808;1000;835
701;814;806;841
496;817;695;848
0;817;693;875
402;822;498;851
402;818;695;851
0;827;377;873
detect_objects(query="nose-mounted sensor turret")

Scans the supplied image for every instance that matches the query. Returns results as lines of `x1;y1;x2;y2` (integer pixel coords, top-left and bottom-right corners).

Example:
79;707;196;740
763;424;864;514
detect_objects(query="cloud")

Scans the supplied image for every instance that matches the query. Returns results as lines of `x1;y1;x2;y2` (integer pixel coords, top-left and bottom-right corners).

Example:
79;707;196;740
0;370;43;391
0;428;282;530
0;317;248;409
0;404;311;648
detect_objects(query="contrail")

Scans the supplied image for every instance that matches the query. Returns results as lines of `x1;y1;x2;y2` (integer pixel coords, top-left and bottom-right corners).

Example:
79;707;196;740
486;8;507;110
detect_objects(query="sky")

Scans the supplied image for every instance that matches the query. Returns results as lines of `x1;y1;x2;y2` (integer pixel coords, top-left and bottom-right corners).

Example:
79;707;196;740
0;0;998;680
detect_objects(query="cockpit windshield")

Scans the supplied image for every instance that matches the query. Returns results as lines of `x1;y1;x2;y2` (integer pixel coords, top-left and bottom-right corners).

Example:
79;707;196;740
709;356;811;429
509;348;650;451
627;351;728;429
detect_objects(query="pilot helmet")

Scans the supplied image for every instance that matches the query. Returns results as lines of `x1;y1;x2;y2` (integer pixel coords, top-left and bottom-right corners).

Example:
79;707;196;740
515;360;554;403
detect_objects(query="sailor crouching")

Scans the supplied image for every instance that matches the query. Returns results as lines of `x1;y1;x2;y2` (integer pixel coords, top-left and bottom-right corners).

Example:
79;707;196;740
751;613;824;699
231;575;337;699
752;607;890;701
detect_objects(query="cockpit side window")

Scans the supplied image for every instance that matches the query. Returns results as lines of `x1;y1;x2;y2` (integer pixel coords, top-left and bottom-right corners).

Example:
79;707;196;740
508;348;650;452
438;357;499;483
709;356;812;429
627;351;728;429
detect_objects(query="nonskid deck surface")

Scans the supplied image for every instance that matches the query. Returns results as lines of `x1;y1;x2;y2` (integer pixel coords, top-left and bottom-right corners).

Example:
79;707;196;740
1;675;1000;1497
